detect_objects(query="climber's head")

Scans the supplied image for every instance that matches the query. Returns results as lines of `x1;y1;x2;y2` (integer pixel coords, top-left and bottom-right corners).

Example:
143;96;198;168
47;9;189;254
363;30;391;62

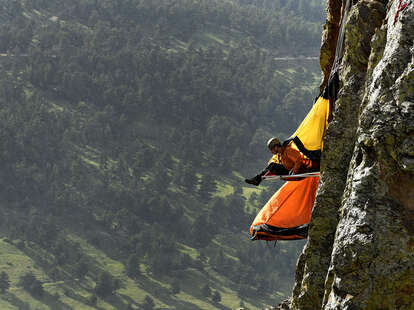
267;137;281;154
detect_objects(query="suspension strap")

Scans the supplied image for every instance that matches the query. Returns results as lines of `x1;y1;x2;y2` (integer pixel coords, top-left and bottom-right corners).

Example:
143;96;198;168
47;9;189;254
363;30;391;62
331;0;352;75
394;0;409;25
319;0;352;104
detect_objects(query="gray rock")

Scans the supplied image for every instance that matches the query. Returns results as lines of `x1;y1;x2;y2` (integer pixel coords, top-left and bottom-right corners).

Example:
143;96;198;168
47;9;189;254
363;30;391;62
289;1;414;309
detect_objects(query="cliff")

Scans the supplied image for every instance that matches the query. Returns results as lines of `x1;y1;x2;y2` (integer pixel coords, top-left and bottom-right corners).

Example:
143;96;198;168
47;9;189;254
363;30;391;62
282;1;414;309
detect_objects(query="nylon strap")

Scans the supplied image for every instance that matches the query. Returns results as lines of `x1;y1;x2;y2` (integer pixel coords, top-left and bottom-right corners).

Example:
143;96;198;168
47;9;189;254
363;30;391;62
331;0;352;75
394;0;409;25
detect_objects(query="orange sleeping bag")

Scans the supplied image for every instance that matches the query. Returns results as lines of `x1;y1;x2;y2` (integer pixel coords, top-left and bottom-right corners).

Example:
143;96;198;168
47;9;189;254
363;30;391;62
250;177;319;241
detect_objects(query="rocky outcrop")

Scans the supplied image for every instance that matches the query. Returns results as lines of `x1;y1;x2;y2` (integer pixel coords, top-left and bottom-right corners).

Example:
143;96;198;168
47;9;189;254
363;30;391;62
284;1;414;309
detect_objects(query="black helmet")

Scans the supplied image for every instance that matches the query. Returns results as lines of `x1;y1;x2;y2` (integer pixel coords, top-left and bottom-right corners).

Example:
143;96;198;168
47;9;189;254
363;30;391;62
267;137;281;150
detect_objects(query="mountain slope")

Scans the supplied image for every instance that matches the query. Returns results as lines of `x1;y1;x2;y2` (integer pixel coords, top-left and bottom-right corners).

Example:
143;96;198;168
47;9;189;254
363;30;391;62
0;0;326;309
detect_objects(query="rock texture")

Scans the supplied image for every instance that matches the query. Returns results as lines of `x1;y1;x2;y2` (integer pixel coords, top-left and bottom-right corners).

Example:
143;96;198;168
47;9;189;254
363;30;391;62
284;1;414;309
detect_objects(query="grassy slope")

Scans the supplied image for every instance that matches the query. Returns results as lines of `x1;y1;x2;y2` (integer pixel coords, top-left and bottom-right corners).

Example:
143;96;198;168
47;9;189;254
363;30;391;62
0;157;289;310
0;232;282;310
0;152;278;309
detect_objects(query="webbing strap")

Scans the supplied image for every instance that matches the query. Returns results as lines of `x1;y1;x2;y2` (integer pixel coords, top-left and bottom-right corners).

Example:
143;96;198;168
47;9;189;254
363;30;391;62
318;0;352;99
394;0;409;25
331;0;352;75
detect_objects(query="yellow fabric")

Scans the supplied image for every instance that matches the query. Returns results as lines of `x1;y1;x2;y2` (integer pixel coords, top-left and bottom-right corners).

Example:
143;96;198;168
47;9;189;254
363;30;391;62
267;153;281;165
290;96;330;151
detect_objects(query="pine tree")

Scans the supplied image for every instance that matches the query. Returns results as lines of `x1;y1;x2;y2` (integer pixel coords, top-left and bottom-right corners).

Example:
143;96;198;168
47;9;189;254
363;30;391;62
18;272;43;297
207;198;226;228
148;163;172;192
0;272;10;293
212;290;221;303
190;215;214;248
75;257;89;279
126;254;140;278
201;284;211;298
180;163;197;192
171;279;180;295
95;271;120;297
198;174;216;202
142;295;155;310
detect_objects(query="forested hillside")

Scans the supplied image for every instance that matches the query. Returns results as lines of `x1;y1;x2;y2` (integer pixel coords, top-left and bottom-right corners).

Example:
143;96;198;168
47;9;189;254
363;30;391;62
0;0;325;309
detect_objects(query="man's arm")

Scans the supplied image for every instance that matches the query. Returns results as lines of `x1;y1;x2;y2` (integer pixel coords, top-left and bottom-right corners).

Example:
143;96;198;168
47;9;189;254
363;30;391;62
286;148;303;174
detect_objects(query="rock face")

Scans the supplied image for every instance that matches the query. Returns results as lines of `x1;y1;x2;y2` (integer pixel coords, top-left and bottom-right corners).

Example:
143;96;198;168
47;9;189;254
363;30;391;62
286;1;414;309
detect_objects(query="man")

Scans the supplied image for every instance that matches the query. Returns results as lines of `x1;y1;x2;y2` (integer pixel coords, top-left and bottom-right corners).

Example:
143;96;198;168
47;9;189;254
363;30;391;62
245;137;319;186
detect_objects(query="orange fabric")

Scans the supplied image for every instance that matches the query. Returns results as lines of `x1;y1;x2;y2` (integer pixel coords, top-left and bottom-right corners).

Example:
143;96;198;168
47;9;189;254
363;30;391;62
250;177;319;239
299;154;320;172
267;142;318;176
280;146;303;174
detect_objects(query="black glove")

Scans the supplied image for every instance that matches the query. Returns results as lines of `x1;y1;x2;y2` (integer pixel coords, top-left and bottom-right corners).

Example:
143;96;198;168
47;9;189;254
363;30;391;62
245;174;262;186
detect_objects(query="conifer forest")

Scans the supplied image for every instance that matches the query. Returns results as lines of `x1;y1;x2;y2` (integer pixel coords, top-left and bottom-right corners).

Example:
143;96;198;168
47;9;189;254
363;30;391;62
0;0;326;309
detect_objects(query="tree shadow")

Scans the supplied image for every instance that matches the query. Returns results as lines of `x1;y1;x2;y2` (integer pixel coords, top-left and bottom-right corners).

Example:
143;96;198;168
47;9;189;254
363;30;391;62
174;268;275;310
133;272;232;310
53;283;106;310
3;287;75;310
1;291;30;310
38;290;74;310
101;293;139;310
6;213;239;310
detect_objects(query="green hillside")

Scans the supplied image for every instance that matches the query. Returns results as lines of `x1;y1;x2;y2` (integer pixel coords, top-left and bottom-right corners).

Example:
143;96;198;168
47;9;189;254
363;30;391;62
0;0;324;309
